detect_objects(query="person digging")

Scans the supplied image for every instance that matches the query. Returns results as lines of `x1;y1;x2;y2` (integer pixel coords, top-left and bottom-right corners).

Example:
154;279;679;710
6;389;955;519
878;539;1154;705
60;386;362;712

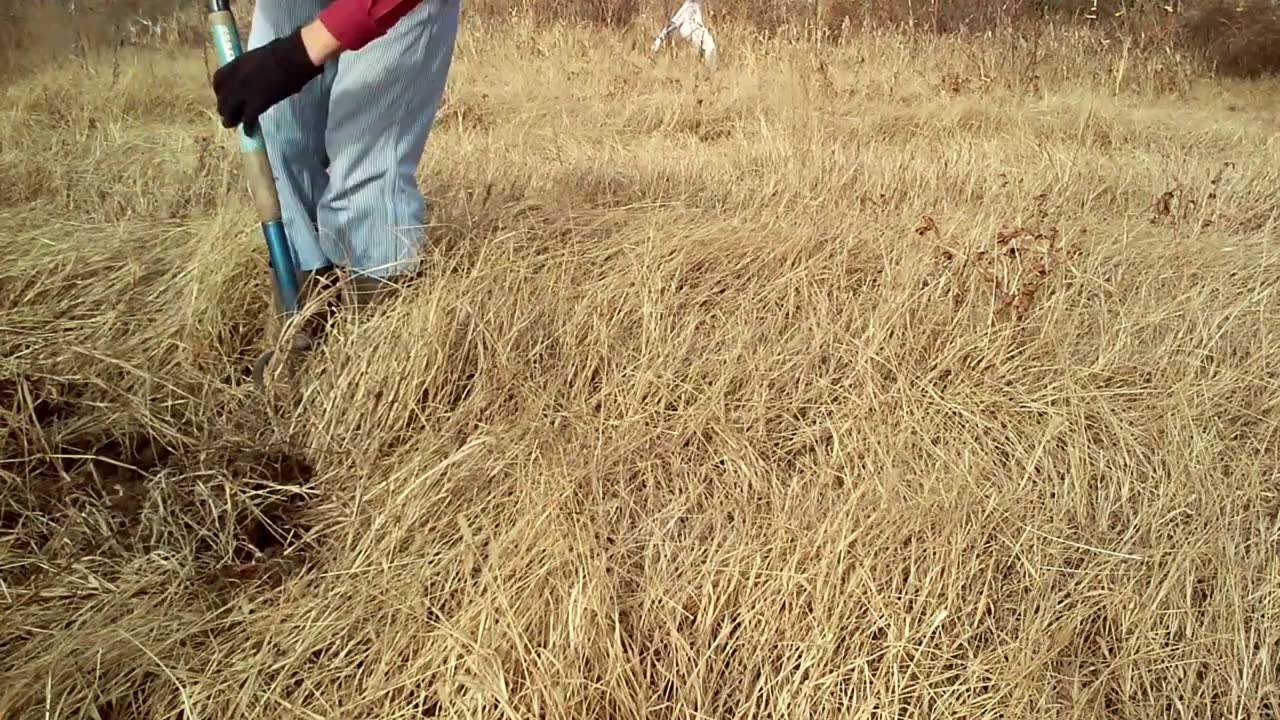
212;0;459;349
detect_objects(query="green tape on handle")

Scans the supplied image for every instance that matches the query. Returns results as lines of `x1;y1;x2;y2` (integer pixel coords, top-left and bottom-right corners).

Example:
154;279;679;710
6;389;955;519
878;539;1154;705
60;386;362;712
209;12;266;154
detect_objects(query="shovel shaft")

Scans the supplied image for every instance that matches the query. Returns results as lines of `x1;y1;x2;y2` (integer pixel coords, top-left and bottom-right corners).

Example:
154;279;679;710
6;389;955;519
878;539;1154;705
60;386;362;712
207;1;300;316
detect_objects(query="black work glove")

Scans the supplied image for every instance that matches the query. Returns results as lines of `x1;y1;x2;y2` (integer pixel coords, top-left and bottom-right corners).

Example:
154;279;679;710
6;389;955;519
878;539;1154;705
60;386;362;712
213;27;323;136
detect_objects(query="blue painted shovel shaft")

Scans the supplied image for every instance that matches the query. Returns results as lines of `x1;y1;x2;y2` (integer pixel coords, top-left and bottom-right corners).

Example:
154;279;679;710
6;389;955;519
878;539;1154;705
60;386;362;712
262;220;296;307
207;2;300;316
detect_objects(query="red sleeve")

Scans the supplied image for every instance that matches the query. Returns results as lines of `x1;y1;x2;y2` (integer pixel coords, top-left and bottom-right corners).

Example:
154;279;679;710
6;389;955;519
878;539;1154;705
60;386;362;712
317;0;423;52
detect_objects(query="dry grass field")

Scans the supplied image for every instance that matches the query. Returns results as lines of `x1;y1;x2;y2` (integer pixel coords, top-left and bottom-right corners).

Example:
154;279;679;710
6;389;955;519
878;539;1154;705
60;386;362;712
2;1;1279;718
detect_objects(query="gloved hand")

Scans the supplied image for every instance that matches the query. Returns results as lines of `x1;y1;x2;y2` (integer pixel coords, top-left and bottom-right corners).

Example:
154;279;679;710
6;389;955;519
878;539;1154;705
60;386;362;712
213;27;324;135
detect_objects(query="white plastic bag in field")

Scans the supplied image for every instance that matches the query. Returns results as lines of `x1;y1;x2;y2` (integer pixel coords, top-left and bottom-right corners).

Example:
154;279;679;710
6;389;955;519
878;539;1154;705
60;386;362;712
652;0;717;66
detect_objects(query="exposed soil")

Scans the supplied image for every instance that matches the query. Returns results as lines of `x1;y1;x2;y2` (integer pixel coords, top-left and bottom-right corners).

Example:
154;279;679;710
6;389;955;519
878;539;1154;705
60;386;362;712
2;375;318;597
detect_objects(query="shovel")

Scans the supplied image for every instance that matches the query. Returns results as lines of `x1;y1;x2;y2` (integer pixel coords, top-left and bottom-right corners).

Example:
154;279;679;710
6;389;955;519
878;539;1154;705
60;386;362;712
206;0;303;390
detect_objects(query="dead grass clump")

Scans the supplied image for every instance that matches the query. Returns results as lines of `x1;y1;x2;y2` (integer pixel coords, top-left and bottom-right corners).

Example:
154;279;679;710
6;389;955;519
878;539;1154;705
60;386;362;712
3;6;1280;720
1180;0;1280;78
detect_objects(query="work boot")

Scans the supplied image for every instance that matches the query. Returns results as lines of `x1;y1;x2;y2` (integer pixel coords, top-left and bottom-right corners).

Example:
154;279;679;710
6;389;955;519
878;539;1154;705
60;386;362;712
343;273;401;317
270;265;340;352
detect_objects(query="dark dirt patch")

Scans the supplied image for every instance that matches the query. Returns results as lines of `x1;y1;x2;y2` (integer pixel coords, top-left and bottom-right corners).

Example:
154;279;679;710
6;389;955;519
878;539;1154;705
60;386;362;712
0;373;83;441
193;448;320;592
6;420;320;589
1;434;178;567
80;435;175;510
2;355;325;608
230;450;315;556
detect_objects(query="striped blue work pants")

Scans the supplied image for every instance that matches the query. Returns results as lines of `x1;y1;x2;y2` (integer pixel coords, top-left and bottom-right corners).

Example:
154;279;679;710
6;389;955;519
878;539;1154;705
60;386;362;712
247;0;459;279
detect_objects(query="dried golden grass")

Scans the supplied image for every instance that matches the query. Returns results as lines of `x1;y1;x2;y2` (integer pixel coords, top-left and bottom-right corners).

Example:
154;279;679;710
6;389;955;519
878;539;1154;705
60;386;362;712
3;5;1280;720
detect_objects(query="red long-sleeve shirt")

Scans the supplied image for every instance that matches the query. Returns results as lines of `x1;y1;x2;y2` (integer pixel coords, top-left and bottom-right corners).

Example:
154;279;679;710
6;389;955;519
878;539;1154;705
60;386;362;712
317;0;424;52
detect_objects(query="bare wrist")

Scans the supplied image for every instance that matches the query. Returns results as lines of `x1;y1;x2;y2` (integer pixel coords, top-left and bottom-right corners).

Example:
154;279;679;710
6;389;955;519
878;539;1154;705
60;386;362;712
300;19;343;65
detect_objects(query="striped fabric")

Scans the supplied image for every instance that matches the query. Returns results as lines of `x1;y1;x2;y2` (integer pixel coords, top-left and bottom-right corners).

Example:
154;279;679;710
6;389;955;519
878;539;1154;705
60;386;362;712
247;0;459;279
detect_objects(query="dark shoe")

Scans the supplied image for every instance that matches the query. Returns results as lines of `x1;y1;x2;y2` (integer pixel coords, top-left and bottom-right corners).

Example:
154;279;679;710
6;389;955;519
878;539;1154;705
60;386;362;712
343;273;401;317
295;266;341;350
269;265;339;351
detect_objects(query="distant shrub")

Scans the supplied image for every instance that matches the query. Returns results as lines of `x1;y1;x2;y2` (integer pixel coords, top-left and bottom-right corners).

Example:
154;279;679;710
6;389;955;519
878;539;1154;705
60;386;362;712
530;0;641;27
1180;0;1280;78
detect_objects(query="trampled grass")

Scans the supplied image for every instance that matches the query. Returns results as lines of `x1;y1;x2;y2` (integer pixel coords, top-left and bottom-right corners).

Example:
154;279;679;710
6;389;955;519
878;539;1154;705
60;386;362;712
1;4;1279;718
